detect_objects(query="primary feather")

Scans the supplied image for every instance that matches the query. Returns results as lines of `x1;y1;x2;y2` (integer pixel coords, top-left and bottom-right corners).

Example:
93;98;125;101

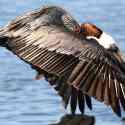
0;6;125;117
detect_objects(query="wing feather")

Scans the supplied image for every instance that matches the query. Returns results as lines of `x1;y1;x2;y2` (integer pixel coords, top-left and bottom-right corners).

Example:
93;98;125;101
1;6;125;116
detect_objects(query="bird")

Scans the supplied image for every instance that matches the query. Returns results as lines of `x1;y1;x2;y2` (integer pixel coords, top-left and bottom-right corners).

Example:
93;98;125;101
0;6;125;117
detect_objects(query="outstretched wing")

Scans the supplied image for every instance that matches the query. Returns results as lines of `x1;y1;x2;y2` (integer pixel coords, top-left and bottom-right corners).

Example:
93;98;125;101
1;6;125;117
107;43;125;73
2;6;92;114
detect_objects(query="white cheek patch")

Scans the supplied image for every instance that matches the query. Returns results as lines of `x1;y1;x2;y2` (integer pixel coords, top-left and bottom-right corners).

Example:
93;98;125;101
87;32;116;49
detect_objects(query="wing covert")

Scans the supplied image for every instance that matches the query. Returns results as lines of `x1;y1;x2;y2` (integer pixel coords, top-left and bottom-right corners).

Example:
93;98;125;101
2;6;125;117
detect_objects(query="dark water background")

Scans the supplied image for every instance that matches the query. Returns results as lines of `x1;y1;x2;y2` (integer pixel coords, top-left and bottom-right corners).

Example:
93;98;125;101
0;0;125;125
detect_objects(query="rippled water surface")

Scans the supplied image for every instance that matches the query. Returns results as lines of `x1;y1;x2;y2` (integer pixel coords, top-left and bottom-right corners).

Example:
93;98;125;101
0;0;125;125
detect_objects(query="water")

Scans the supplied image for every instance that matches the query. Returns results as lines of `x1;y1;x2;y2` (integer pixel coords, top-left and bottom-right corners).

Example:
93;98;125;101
0;0;125;125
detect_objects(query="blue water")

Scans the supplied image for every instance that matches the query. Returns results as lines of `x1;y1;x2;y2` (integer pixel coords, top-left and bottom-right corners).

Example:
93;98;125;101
0;0;125;125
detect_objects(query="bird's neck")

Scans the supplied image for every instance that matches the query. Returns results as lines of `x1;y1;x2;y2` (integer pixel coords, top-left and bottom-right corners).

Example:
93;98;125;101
87;32;116;49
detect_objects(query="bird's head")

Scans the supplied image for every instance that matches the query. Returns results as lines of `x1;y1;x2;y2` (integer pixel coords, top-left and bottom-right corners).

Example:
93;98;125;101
80;23;103;38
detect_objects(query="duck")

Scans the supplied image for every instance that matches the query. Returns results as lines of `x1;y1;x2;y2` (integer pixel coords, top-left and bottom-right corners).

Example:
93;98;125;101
0;6;125;117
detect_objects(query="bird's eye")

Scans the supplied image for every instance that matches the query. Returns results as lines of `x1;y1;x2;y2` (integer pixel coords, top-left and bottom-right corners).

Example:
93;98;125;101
73;26;81;33
80;28;85;33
